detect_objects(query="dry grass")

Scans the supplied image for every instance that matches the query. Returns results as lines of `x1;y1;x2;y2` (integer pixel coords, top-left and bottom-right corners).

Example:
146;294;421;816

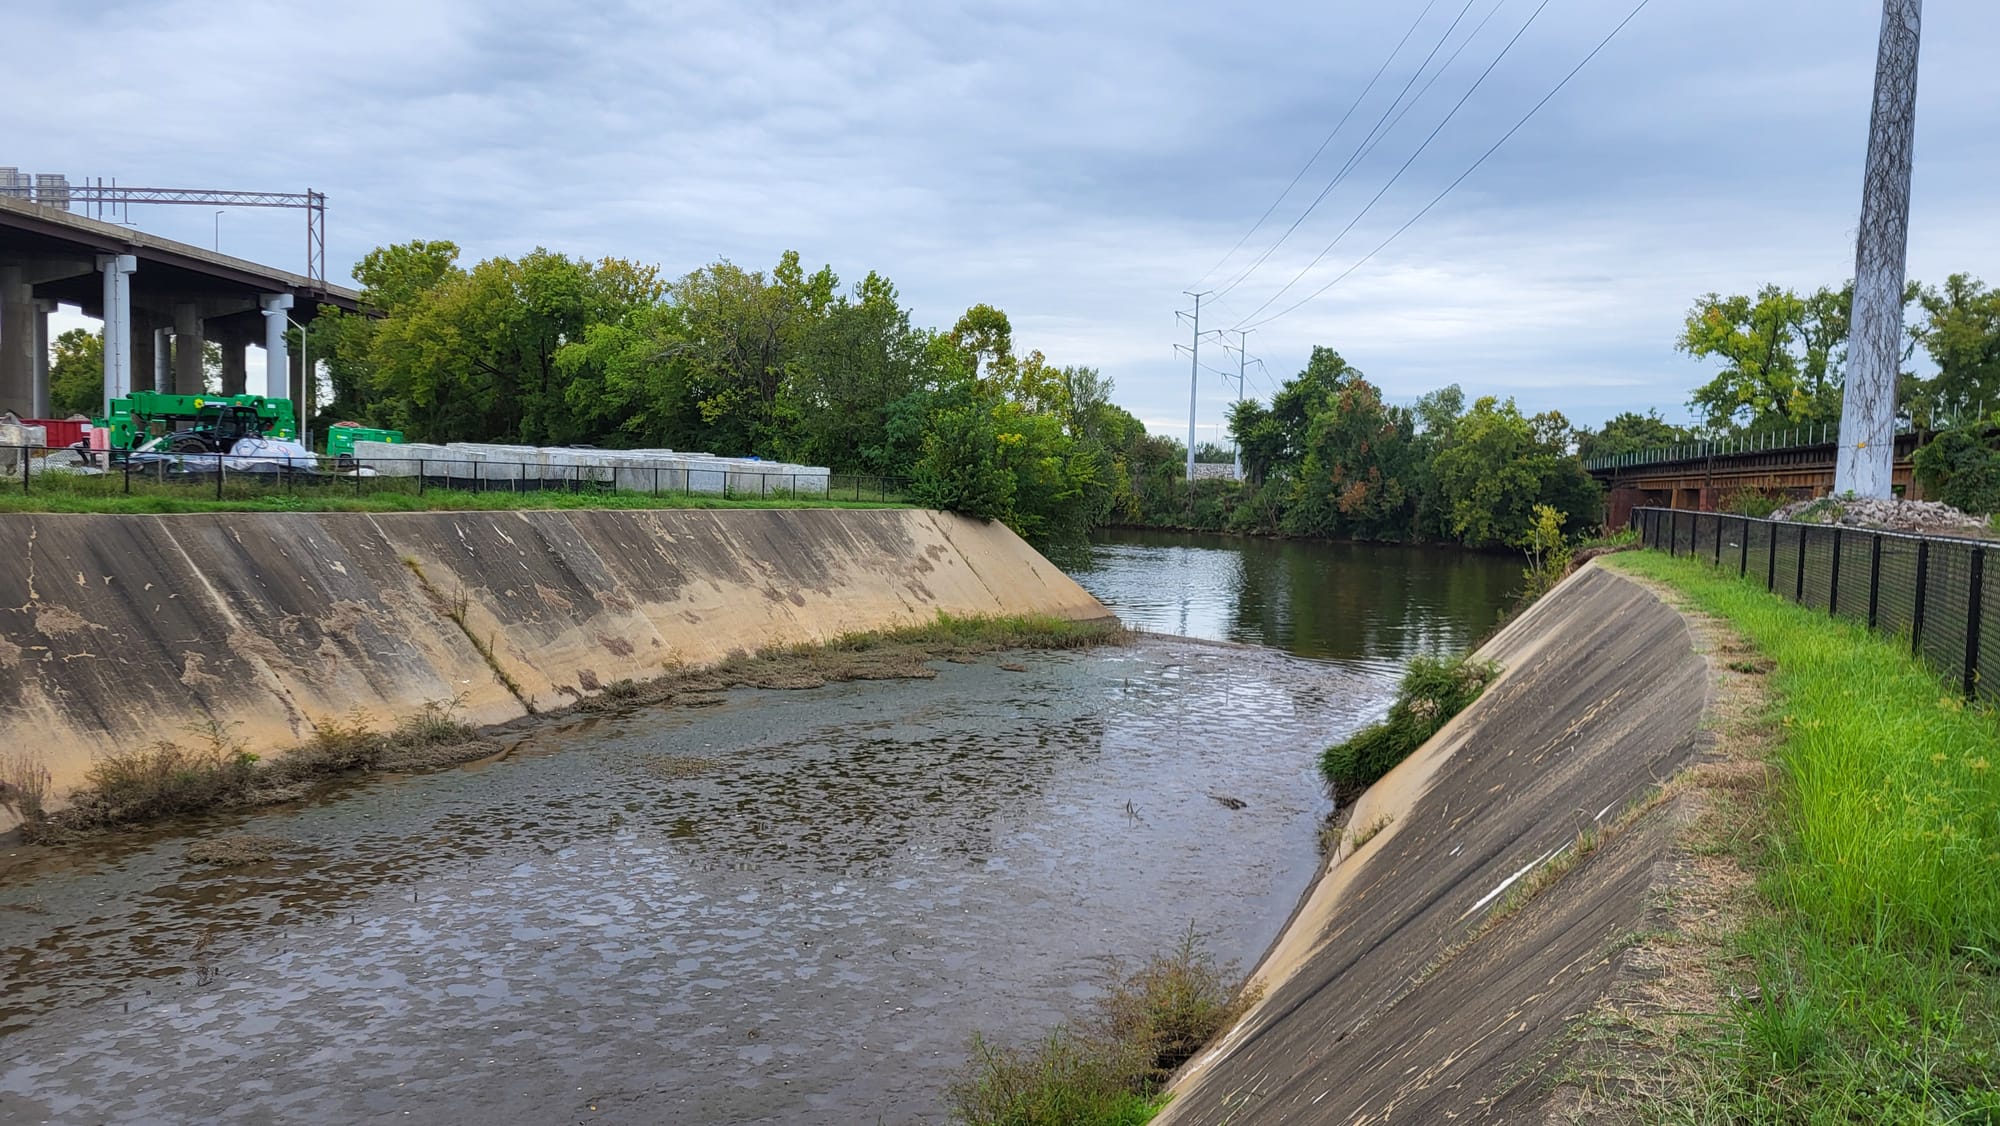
950;926;1255;1126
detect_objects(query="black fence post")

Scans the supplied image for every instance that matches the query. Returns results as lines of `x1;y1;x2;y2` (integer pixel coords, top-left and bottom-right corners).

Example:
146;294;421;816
1828;528;1843;616
1714;514;1724;566
1767;520;1779;592
760;473;767;500
1794;524;1808;602
1867;533;1883;630
215;458;224;501
1912;539;1930;657
1669;509;1679;556
123;455;131;495
1965;547;1986;698
1739;516;1750;577
419;459;426;496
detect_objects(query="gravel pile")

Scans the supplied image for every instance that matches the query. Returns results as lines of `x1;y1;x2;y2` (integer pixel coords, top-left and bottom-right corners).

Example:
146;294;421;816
1771;495;1993;537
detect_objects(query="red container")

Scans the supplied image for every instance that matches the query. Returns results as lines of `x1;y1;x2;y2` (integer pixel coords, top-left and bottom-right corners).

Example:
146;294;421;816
26;419;89;449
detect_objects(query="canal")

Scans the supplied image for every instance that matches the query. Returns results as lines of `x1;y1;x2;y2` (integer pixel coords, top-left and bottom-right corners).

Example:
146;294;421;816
0;533;1519;1126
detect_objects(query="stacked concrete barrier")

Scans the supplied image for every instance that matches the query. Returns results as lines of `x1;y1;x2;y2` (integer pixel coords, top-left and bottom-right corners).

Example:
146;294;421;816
346;441;831;496
0;508;1112;810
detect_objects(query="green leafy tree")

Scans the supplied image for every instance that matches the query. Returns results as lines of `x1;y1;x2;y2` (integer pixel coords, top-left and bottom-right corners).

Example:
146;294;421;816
1430;397;1599;548
1577;410;1693;461
1679;284;1854;432
1910;274;2000;428
1912;425;2000;515
47;328;104;416
1279;373;1418;541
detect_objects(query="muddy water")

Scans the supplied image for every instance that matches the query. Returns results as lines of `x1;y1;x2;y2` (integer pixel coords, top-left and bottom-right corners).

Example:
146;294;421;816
0;640;1376;1125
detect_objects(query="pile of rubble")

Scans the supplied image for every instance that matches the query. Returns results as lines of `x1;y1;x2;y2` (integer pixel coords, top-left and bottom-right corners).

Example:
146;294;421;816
1771;494;1994;537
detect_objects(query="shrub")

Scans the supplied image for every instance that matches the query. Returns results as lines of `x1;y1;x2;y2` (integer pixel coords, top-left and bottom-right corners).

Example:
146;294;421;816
1912;423;2000;514
1517;503;1573;602
949;929;1251;1126
83;724;258;823
1;750;52;826
1717;485;1788;518
1320;654;1499;802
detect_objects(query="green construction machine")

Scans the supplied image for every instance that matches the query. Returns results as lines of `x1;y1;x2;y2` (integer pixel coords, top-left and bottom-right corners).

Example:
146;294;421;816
96;391;299;456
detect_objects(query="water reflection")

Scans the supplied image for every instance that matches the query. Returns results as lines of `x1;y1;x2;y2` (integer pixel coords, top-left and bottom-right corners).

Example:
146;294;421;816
1053;529;1520;671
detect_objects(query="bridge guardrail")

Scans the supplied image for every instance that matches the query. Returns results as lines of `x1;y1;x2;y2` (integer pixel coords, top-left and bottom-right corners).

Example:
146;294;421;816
1;444;907;505
1633;506;1996;704
1585;424;1850;473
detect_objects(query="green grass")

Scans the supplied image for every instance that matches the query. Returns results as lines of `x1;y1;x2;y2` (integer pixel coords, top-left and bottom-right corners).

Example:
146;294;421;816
1320;653;1499;802
1606;551;2000;1123
0;470;909;515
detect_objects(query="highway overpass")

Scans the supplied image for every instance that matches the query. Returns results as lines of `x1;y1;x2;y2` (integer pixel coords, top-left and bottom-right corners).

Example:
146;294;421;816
0;194;361;419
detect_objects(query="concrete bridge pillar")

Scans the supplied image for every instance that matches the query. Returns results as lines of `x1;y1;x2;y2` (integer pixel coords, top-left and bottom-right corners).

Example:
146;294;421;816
152;327;170;393
218;333;248;396
260;294;292;402
172;303;204;395
98;255;136;416
0;266;34;417
130;311;156;395
31;299;51;418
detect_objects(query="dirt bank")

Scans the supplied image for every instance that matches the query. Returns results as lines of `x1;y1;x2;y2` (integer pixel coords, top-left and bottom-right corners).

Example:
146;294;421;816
0;508;1112;820
1158;562;1714;1123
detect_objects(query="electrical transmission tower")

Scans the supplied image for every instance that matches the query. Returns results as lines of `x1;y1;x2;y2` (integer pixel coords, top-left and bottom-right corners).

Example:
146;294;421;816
1836;0;1921;498
1177;291;1220;483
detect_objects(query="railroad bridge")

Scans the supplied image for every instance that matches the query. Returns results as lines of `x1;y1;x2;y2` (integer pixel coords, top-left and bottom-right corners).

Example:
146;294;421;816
1587;427;1926;528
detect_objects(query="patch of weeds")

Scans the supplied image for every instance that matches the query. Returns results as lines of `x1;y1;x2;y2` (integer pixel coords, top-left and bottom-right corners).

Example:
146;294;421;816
184;834;295;866
393;695;477;748
1320;653;1499;802
1345;813;1393;852
642;753;724;781
1;749;53;828
949;925;1252;1126
70;720;259;828
601;679;642;702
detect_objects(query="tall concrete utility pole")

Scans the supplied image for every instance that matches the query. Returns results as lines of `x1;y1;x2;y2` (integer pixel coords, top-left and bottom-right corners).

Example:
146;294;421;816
1836;0;1921;498
1181;291;1211;483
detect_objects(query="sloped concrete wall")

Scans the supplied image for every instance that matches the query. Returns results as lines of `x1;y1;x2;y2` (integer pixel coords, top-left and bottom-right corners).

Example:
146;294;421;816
1159;563;1710;1123
0;509;1110;804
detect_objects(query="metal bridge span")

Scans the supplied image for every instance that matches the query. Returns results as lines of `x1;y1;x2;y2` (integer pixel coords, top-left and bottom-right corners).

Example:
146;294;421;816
1589;431;1926;528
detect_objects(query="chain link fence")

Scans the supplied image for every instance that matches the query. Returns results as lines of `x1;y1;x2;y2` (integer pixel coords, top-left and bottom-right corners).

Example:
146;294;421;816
2;444;907;505
1634;507;1996;703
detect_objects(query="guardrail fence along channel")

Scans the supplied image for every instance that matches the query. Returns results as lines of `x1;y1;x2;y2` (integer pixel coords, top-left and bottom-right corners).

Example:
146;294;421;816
1633;507;1996;703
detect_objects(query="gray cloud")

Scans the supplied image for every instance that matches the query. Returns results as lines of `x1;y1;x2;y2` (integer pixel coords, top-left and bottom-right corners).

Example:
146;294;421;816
11;0;1998;433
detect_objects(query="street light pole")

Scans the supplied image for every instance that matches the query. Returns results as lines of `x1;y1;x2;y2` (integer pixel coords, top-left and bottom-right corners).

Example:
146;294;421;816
213;210;223;252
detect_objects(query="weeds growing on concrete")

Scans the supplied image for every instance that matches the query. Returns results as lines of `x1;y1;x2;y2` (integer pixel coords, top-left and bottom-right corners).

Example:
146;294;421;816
1608;551;2000;1123
0;750;53;826
19;699;489;843
949;927;1253;1126
1319;653;1499;802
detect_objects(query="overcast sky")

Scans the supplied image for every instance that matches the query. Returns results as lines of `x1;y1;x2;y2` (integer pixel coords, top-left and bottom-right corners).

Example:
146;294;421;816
10;0;1998;437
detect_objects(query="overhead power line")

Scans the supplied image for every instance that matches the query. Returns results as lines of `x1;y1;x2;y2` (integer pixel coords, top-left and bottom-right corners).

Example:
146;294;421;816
1212;0;1486;302
1229;0;1560;328
1186;0;1444;291
1238;0;1654;331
